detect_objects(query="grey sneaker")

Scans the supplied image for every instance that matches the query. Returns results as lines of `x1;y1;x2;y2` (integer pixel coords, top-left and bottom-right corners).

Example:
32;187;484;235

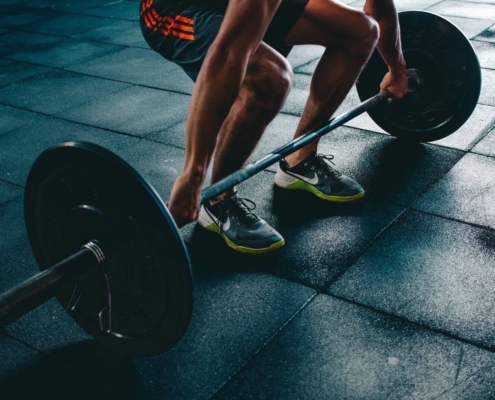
198;193;285;254
275;152;364;201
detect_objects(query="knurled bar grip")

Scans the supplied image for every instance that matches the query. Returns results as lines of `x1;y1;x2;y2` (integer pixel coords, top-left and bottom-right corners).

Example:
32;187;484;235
0;242;105;326
201;90;392;202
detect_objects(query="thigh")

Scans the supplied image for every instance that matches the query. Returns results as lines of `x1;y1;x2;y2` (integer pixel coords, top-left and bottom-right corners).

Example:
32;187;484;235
284;0;372;47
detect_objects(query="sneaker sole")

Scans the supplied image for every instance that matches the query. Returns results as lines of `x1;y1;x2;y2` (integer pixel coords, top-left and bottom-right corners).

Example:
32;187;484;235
275;179;365;202
203;222;285;254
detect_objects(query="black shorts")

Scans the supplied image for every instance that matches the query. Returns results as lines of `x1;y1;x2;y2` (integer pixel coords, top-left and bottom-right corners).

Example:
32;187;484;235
140;0;309;81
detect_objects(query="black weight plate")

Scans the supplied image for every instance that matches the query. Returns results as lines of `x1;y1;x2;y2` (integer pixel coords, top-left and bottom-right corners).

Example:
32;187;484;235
356;11;481;142
24;142;193;356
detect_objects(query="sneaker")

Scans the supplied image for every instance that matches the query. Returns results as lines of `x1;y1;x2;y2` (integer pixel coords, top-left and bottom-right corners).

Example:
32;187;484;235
274;152;364;202
198;193;285;254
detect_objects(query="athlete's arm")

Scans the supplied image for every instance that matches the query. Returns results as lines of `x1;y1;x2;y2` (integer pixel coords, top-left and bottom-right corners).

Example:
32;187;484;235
168;0;282;227
364;0;407;99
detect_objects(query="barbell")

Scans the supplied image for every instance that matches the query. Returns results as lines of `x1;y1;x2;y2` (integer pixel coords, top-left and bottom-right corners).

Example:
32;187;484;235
0;11;481;356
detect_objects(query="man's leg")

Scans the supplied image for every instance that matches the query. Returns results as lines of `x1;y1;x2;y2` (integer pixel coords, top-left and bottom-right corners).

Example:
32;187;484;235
208;42;292;197
274;0;378;201
196;42;292;253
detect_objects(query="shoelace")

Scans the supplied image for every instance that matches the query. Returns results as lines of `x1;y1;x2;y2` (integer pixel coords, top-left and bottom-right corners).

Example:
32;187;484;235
311;154;342;179
217;196;259;230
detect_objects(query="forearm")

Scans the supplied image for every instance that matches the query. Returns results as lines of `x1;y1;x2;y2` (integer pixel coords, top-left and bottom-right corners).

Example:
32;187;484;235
364;1;405;73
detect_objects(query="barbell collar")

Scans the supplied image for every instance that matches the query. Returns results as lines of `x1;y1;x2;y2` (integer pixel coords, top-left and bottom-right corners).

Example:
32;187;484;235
0;241;104;327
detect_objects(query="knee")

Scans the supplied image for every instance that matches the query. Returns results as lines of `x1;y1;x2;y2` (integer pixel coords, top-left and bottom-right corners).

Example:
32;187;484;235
350;13;380;57
245;56;293;115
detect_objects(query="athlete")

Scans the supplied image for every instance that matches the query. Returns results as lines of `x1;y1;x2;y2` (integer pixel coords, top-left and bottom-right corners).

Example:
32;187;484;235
140;0;408;253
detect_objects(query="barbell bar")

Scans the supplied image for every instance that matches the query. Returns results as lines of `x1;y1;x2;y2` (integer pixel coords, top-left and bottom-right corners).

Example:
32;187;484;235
0;11;481;356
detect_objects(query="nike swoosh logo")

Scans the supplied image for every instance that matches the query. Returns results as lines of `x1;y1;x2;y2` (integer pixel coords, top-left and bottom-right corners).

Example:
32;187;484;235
288;171;319;185
221;217;230;231
211;214;231;231
204;207;231;231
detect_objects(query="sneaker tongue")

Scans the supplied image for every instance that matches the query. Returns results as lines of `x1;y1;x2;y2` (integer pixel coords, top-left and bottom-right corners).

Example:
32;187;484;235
228;195;259;226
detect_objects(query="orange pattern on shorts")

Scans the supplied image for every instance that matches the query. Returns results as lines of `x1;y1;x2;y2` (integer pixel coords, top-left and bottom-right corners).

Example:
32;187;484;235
141;0;195;41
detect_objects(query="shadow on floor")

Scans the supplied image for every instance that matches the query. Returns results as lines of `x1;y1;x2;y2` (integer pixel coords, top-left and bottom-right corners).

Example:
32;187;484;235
0;341;139;400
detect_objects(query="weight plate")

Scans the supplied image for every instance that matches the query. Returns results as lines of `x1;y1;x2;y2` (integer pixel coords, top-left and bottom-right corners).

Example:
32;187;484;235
356;11;482;142
24;142;193;356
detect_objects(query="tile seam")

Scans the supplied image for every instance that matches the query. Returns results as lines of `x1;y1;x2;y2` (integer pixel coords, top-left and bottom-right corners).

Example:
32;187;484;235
210;291;319;399
325;291;495;355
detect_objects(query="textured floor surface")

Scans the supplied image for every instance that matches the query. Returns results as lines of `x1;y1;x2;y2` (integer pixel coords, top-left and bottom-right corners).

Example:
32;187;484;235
1;0;495;399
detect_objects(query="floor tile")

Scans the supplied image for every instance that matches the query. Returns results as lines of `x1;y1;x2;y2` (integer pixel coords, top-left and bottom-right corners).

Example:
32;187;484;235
216;294;495;399
287;45;324;70
459;0;495;3
0;105;39;135
447;16;495;39
73;19;148;48
427;1;495;20
471;40;495;69
475;22;495;43
148;120;188;148
414;153;495;229
24;13;111;37
294;58;317;76
47;0;111;12
282;73;311;116
0;334;116;400
0;9;53;29
83;0;140;20
431;104;495;151
351;0;442;11
0;180;22;206
342;88;390;134
0;70;130;114
66;47;189;91
8;38;123;68
0;30;63;58
126;273;315;399
0;0;24;9
149;63;194;94
479;68;495;105
0;199;40;294
0;116;140;185
0;59;51;89
343;8;489;34
472;127;495;157
58;86;190;137
14;0;54;6
244;113;301;167
117;140;186;198
0;334;41;380
331;210;495;349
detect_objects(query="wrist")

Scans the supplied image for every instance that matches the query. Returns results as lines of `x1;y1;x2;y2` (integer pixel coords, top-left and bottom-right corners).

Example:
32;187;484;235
389;57;406;75
182;166;206;185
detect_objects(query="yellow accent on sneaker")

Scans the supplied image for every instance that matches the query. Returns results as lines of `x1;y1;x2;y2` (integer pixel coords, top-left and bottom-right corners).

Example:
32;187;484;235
203;223;285;254
275;179;365;202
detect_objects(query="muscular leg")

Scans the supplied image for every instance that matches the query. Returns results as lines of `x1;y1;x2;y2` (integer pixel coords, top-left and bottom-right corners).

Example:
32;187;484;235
208;42;293;201
195;42;290;252
283;0;379;166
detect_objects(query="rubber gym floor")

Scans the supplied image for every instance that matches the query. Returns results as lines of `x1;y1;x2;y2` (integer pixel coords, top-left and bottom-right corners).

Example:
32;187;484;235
1;0;495;398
